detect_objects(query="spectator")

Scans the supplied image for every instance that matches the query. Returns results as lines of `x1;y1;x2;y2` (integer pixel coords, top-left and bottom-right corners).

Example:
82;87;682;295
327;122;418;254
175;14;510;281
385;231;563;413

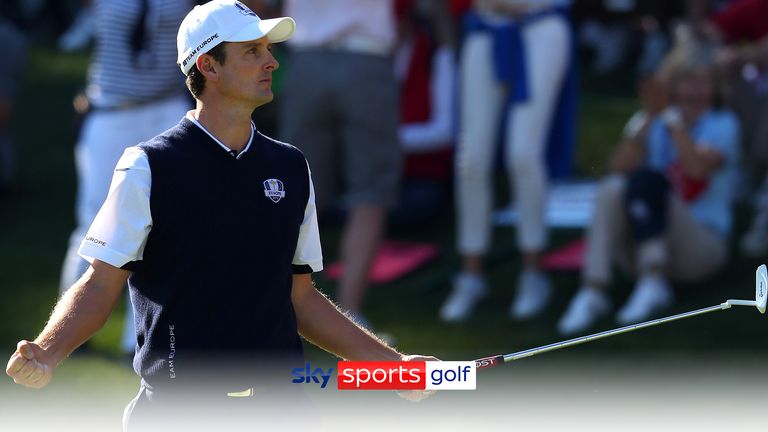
574;0;683;75
697;0;768;256
279;0;400;328
59;0;193;356
441;0;574;322
390;0;458;228
558;29;740;335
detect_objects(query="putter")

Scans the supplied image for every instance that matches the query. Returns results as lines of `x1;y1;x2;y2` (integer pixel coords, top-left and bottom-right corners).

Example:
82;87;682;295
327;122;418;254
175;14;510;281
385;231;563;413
474;264;768;370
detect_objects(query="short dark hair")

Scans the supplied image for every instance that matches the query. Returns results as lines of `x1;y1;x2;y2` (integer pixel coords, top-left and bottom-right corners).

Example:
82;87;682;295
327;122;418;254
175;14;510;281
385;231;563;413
185;42;228;98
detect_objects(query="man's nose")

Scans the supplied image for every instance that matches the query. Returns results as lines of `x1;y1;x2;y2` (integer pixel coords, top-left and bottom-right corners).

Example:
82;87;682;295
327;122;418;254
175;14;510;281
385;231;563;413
266;52;279;71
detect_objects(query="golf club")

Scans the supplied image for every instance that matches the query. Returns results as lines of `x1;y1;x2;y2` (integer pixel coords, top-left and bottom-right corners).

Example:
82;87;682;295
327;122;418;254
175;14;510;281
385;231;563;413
473;264;768;370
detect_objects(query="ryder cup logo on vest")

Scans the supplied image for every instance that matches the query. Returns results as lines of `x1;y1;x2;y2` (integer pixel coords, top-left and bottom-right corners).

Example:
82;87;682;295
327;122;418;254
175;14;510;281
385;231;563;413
264;179;286;203
235;1;258;17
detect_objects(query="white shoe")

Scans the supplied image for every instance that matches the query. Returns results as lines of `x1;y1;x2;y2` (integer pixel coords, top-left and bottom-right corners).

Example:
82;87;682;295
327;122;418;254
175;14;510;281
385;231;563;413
510;269;553;320
439;273;488;322
616;274;673;325
557;288;611;336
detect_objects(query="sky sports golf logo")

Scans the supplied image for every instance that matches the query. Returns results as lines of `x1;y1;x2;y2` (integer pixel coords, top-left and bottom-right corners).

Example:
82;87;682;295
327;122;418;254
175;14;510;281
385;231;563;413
338;361;476;390
291;361;476;390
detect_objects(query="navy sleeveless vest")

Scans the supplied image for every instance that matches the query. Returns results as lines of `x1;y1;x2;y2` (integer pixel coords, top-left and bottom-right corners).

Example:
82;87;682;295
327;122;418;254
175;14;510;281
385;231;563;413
129;118;310;391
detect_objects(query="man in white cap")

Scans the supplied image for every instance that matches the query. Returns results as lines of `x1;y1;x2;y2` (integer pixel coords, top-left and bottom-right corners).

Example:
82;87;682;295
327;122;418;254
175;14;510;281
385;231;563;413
6;1;434;428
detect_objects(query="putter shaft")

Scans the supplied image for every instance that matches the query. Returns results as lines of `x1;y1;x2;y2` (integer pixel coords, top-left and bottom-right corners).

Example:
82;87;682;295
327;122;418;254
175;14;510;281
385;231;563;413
504;303;727;362
475;302;737;369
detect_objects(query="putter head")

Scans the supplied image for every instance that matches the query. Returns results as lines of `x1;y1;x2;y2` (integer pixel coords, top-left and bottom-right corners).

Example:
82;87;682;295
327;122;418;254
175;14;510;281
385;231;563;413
757;264;767;314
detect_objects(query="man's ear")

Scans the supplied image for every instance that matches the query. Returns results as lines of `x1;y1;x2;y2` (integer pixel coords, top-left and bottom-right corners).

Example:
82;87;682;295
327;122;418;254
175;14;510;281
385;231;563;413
196;54;219;81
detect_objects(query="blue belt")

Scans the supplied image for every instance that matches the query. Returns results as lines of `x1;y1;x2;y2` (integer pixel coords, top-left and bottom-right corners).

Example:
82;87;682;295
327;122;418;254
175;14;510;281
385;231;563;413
464;7;568;103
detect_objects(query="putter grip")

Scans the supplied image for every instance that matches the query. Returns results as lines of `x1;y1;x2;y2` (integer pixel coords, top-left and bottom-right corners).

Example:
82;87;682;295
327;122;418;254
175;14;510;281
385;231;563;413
474;355;505;369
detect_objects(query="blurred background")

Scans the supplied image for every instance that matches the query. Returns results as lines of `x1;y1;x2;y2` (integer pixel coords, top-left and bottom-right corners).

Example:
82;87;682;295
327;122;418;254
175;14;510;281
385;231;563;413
1;0;766;430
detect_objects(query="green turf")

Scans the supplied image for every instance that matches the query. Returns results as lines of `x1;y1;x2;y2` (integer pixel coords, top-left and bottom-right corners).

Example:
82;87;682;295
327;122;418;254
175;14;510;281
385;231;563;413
1;46;766;399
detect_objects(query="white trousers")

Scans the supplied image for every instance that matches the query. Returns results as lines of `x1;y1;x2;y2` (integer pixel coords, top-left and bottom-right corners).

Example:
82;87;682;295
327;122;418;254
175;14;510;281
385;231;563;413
456;15;570;254
583;175;727;285
60;95;189;352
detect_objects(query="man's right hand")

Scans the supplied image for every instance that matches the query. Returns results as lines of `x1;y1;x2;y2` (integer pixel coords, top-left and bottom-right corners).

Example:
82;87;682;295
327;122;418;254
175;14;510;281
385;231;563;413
6;340;54;389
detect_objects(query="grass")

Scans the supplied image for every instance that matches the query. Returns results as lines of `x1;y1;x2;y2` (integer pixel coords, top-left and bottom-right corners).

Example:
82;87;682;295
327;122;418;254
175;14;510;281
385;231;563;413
1;46;766;413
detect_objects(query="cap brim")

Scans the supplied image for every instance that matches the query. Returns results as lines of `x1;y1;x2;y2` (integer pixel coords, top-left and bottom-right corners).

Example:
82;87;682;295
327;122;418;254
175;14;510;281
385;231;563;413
226;16;295;43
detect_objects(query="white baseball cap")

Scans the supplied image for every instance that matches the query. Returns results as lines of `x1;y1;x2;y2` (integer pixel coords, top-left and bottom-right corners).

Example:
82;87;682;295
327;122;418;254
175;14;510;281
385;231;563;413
177;0;296;75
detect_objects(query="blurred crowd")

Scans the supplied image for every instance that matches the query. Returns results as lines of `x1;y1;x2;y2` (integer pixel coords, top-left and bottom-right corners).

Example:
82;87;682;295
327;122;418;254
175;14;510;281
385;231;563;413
3;0;768;352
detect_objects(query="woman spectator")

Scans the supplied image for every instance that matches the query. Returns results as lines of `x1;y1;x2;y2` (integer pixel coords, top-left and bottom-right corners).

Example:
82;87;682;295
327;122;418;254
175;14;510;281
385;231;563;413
558;28;741;335
390;0;457;228
441;0;573;322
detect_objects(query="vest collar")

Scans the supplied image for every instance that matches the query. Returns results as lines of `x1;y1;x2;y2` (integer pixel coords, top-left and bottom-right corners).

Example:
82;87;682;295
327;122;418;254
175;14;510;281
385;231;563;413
185;111;255;159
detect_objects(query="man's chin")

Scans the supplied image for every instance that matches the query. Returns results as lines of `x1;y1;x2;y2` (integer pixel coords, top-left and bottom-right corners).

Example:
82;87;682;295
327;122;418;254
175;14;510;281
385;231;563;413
253;93;274;108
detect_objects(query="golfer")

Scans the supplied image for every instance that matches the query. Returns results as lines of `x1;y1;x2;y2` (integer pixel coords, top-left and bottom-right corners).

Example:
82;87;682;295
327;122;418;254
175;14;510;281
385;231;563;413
6;1;435;428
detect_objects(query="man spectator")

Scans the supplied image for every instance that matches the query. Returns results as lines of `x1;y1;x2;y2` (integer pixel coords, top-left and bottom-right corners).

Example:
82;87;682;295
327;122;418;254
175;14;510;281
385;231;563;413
58;0;193;357
280;0;401;328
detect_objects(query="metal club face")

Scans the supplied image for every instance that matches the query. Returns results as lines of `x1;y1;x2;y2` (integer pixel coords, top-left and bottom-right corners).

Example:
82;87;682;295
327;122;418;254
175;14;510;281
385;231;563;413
757;264;767;314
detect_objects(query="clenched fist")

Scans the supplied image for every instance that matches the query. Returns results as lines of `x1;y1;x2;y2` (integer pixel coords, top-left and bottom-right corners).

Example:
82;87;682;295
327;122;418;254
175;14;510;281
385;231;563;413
6;340;54;389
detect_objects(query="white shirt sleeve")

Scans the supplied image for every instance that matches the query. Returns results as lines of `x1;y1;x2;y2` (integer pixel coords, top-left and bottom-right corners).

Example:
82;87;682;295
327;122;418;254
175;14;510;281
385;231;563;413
399;46;456;153
292;164;324;272
77;147;153;268
622;110;649;140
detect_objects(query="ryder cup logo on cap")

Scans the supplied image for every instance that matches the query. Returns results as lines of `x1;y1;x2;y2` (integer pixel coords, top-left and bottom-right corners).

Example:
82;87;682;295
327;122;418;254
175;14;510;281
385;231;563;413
177;0;296;75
